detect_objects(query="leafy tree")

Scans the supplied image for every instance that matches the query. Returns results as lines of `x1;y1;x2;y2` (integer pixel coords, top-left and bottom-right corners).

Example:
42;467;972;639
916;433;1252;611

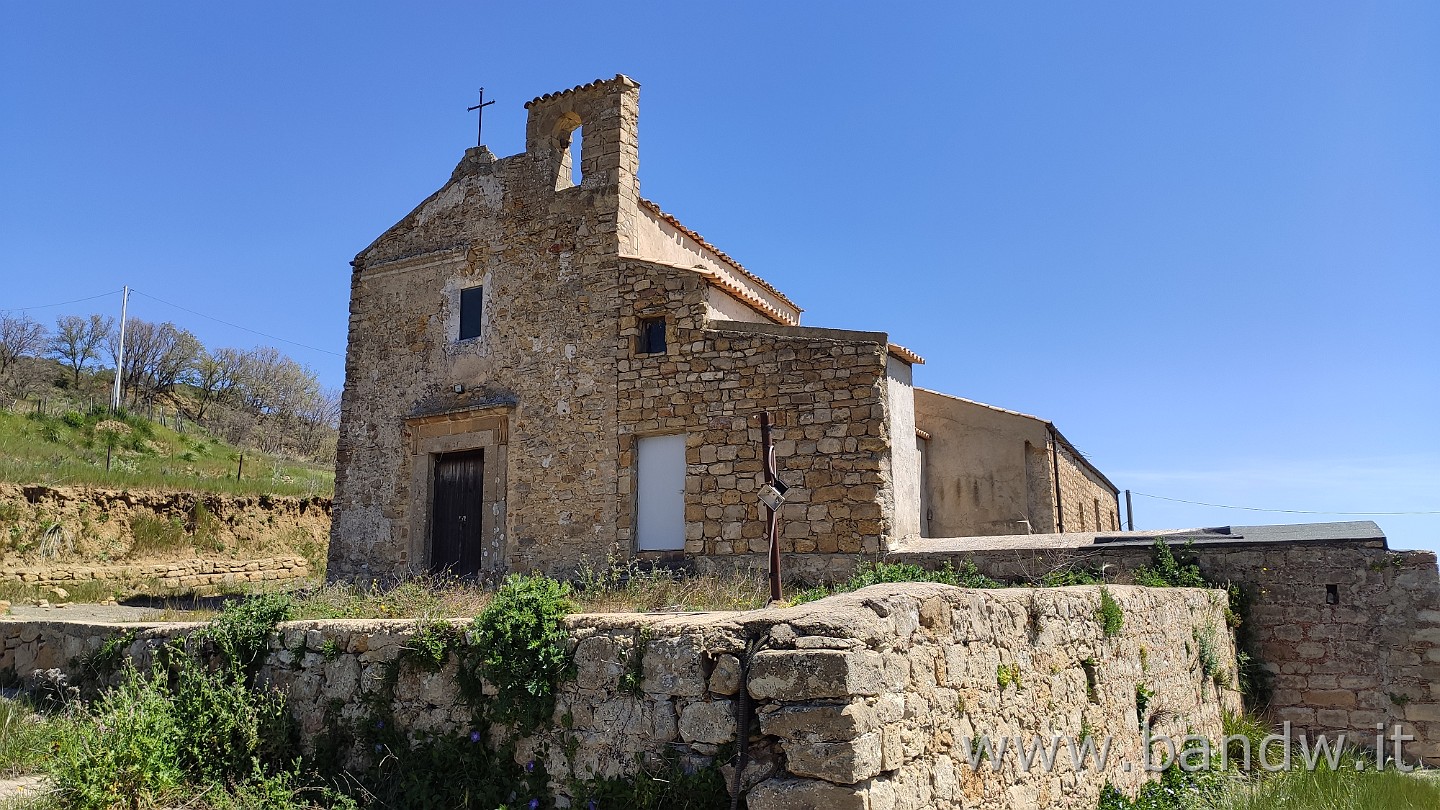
49;313;112;387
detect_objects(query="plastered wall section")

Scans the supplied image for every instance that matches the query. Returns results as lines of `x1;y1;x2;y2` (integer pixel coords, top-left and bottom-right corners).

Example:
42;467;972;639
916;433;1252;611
898;540;1440;763
0;583;1237;810
886;358;921;542
329;78;641;580
914;390;1052;537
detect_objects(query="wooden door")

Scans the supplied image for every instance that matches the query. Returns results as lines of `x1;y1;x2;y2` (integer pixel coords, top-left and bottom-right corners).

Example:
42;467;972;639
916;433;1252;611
430;450;484;576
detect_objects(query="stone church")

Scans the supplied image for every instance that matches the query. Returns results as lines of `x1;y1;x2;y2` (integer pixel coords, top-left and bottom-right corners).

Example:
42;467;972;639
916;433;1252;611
327;75;1117;581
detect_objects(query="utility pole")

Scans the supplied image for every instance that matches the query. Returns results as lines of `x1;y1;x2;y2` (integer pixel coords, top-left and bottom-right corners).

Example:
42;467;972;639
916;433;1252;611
1125;489;1134;531
110;286;129;412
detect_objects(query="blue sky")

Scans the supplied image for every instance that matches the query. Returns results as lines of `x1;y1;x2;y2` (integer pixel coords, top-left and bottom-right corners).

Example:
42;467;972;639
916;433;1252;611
2;3;1436;551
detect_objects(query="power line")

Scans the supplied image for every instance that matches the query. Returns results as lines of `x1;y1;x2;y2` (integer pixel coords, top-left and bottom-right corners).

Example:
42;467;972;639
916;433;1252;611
1;289;123;314
1131;491;1440;516
131;289;343;357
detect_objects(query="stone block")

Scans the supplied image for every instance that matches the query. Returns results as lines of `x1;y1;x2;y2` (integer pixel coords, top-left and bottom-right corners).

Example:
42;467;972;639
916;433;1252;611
641;636;705;697
745;778;868;810
709;653;741;695
748;649;886;701
678;700;736;744
782;732;883;784
1303;690;1357;709
1405;704;1440;723
759;701;877;742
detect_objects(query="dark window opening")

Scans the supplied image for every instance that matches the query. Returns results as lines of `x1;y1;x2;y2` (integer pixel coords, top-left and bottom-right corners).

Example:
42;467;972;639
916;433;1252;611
1326;584;1340;605
637;317;666;354
459;286;484;341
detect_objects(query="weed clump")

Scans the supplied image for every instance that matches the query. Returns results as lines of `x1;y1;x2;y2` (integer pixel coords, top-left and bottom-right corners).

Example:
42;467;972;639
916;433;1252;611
466;573;576;730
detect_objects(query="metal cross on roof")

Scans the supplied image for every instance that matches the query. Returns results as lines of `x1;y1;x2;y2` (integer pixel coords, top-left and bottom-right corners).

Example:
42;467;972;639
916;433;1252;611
467;88;496;146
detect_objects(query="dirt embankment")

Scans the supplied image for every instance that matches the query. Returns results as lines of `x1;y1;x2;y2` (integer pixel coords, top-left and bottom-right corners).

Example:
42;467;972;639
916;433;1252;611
0;483;331;570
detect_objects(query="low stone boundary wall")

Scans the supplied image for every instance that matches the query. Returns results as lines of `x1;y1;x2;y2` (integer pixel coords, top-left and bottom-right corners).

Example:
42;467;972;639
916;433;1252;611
0;556;310;594
0;584;1239;809
897;540;1440;764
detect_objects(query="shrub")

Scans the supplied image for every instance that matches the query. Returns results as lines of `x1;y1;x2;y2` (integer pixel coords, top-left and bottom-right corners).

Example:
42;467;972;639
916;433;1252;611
1096;586;1124;637
198;592;293;673
1042;566;1104;586
170;660;293;783
49;664;185;810
0;696;70;778
403;619;462;672
1133;540;1208;588
466;574;576;730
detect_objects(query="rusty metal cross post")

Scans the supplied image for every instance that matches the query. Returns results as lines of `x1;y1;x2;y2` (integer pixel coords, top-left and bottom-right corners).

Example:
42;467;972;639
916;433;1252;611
758;411;783;603
467;88;496;147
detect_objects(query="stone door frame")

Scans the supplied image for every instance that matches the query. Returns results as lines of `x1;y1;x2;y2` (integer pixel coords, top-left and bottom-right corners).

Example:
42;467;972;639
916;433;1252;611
406;407;510;573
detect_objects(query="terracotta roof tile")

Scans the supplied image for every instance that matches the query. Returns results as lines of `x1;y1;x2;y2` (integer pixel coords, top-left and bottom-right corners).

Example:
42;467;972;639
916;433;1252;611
887;343;925;365
524;75;637;109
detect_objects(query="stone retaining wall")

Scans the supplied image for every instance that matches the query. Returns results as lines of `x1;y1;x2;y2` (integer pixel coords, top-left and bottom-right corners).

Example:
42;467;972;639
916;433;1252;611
898;539;1440;763
0;556;310;594
0;583;1238;809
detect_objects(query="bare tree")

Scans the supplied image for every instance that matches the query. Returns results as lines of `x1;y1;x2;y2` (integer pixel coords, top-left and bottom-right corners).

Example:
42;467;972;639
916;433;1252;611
0;314;46;385
186;347;244;420
295;386;342;454
49;313;113;387
107;319;199;406
143;324;200;400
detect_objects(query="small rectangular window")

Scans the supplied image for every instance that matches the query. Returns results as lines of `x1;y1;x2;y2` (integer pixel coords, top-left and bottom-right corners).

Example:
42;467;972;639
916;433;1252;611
459;286;484;341
637;317;666;354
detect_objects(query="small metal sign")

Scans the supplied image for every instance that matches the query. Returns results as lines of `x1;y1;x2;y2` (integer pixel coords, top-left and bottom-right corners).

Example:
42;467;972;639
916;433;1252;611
758;481;789;512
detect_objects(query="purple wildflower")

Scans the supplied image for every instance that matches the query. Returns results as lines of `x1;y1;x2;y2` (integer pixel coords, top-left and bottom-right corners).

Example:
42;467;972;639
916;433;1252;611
525;760;536;773
528;800;539;810
469;730;482;743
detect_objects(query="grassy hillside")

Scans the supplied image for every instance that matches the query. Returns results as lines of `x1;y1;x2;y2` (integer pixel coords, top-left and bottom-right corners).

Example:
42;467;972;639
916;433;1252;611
0;405;333;498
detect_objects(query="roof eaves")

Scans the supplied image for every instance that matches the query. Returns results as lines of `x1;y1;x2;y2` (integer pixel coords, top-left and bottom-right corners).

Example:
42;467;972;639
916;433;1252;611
887;343;925;365
638;198;802;313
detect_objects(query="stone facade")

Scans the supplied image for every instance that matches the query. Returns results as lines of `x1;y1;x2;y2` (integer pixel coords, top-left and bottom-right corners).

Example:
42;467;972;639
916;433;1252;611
0;583;1238;808
331;75;1117;579
895;522;1440;763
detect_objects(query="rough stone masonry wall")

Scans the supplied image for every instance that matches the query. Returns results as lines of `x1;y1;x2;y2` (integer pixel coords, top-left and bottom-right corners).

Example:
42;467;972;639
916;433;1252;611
899;539;1440;763
330;77;641;579
0;584;1238;809
0;556;309;594
1052;445;1119;534
614;261;896;558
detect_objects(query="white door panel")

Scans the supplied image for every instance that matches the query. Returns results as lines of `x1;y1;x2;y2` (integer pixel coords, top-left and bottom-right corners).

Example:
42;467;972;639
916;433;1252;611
637;434;686;551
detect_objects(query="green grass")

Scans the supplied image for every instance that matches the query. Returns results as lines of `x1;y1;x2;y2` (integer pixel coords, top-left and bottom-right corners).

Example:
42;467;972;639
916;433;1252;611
0;698;73;778
0;407;332;498
1221;767;1440;810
